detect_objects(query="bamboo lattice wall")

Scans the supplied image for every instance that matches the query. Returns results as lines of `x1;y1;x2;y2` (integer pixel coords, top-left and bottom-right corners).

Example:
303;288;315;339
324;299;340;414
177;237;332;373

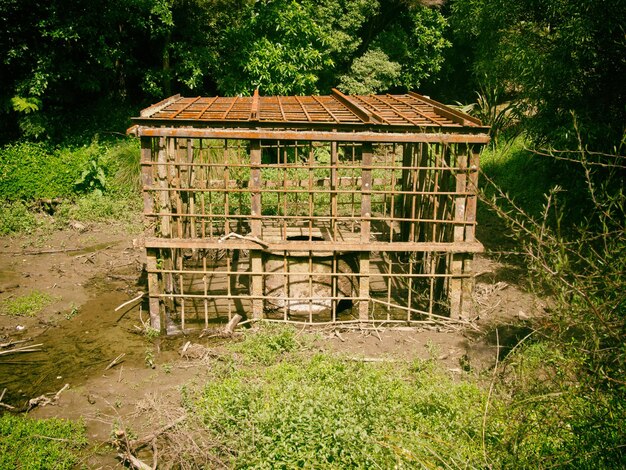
131;90;488;333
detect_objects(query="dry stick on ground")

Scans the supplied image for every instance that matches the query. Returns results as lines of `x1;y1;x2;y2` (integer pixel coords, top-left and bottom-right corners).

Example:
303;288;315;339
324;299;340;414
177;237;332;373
224;314;243;335
0;338;32;349
116;415;187;470
27;383;70;411
0;343;43;356
0;387;16;410
105;353;126;371
115;292;145;312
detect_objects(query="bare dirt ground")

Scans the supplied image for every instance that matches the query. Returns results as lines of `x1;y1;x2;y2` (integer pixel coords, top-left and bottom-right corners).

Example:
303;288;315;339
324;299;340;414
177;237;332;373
0;219;548;468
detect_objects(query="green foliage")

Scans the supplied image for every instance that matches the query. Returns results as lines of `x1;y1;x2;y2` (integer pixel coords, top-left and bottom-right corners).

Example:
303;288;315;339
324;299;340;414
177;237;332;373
449;0;626;147
0;290;56;317
494;343;626;468
74;155;107;195
480;132;626;466
229;323;301;365
55;192;140;225
187;328;490;467
338;49;402;95
0;142;85;200
0;414;87;469
217;0;334;96
0;201;39;235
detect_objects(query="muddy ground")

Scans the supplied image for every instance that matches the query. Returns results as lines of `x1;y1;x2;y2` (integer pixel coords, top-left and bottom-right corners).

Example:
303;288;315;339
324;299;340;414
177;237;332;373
0;218;547;467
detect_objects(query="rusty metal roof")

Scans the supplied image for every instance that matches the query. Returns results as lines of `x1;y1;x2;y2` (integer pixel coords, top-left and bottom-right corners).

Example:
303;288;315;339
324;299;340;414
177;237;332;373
134;89;484;131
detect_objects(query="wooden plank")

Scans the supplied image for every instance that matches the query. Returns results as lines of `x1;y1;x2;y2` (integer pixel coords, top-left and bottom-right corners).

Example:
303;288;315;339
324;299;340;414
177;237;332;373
136;126;491;144
331;88;384;124
358;252;370;321
407;91;484;127
144;237;485;253
140;94;181;117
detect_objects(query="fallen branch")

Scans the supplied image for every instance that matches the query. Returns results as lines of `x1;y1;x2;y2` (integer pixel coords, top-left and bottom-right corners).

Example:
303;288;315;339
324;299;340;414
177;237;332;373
129;415;187;451
0;343;43;356
118;452;151;470
218;232;268;248
0;388;15;410
115;292;145;312
27;383;69;410
223;314;243;335
105;353;126;371
114;415;186;470
0;338;31;349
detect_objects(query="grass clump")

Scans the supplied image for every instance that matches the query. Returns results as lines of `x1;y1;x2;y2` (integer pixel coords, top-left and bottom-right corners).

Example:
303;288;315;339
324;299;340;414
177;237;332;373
0;290;55;317
179;326;493;468
0;414;87;469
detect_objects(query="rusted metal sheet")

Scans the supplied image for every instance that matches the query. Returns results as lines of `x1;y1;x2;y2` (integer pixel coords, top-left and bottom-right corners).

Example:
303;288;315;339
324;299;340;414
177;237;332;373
134;91;485;131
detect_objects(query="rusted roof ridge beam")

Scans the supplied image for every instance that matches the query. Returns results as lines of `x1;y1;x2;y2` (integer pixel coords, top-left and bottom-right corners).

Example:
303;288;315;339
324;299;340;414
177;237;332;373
195;96;219;119
140;94;181;117
294;95;312;122
250;88;260;121
170;96;201;119
312;95;340;123
221;96;239;120
382;94;443;126
276;96;286;121
331;88;384;124
408;91;483;126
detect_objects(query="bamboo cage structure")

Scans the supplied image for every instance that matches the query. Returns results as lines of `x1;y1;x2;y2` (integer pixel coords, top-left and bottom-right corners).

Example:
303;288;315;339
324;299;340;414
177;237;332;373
129;89;489;334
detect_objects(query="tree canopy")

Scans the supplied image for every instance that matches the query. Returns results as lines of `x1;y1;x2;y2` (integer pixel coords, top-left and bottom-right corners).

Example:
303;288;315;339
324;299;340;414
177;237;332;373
1;0;624;147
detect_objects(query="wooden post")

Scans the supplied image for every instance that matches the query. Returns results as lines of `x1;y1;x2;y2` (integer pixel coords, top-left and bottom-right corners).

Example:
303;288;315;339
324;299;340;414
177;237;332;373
141;137;155;236
449;145;471;320
146;248;163;332
359;142;373;320
249;139;264;320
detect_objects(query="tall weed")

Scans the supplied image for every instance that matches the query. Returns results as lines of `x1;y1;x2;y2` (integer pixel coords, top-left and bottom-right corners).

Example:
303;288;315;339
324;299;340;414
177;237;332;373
480;125;626;465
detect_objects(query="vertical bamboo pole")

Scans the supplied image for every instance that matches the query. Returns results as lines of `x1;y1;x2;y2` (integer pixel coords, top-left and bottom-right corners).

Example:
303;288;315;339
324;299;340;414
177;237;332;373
249;139;264;320
146;248;162;332
141;138;154;235
359;142;372;321
449;145;468;319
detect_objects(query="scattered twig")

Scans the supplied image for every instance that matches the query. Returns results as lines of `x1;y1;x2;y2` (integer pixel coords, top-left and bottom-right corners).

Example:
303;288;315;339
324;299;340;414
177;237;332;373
0;343;44;356
218;232;268;248
27;383;69;411
0;387;15;410
0;338;31;349
115;292;145;312
105;353;126;371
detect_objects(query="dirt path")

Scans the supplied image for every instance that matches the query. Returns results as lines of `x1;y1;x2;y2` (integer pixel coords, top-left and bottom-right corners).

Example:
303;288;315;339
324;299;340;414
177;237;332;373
0;221;547;467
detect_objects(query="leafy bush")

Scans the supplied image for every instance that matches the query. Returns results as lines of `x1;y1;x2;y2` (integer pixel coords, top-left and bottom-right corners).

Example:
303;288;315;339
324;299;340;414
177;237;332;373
480;130;626;466
0;414;86;469
0;142;86;200
0;201;39;235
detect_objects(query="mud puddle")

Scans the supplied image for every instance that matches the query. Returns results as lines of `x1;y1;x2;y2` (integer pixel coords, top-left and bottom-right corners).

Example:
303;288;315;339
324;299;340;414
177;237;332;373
0;287;161;408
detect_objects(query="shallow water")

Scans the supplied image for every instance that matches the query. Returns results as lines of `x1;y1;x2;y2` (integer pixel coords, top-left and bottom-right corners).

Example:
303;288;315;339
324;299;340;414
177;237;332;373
0;289;151;408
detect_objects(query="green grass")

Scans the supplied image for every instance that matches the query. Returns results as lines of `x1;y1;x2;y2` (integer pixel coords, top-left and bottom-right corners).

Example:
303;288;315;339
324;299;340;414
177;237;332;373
180;325;494;468
0;414;87;469
0;201;40;235
0;290;56;317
